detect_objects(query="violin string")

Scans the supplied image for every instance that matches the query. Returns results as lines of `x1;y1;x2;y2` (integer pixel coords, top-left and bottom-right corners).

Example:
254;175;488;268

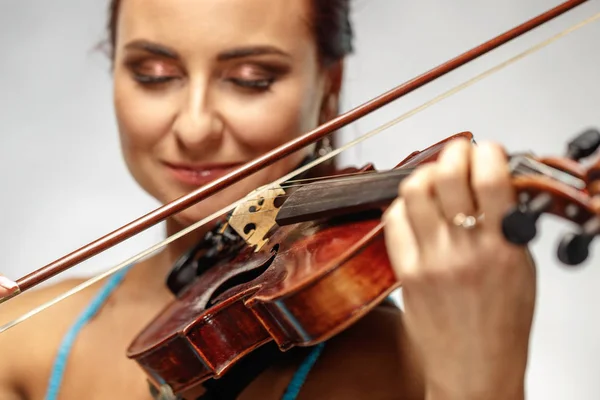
278;169;393;186
1;10;598;334
209;158;583;221
253;150;591;218
222;169;414;210
280;168;419;188
217;169;418;219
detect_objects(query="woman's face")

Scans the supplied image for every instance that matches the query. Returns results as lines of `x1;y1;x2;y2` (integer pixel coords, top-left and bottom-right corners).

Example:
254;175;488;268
112;0;339;227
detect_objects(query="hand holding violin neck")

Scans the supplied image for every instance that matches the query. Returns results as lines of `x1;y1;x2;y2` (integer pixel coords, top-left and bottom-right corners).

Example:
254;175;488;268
276;128;600;263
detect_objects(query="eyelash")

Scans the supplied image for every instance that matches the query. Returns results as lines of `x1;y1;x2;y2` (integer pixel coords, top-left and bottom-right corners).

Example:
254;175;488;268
132;73;275;91
133;74;173;84
228;77;275;90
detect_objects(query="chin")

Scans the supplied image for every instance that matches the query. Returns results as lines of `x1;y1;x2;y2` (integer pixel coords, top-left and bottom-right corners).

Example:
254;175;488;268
170;187;248;225
144;159;300;231
169;203;223;228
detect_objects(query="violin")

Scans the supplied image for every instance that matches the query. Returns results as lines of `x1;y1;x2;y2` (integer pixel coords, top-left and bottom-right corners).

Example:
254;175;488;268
2;1;600;399
125;125;600;397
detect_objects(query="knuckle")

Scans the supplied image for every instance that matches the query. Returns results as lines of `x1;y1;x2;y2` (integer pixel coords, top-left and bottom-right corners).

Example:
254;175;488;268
490;241;525;268
407;252;486;288
443;260;486;288
441;137;471;159
383;203;405;234
399;264;425;285
400;164;434;198
399;178;417;198
391;254;421;283
480;141;507;157
475;141;507;165
434;164;461;189
472;169;508;193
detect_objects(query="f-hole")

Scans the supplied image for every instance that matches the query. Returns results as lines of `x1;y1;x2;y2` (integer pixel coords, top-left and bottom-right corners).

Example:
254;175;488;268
208;244;280;306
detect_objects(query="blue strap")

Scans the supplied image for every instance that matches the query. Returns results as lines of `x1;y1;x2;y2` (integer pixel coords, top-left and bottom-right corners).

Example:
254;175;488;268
281;343;325;400
45;261;325;400
45;265;133;400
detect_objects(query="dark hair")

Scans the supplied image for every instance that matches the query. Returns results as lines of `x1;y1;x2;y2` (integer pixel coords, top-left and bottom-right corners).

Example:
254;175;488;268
105;0;352;162
106;0;353;66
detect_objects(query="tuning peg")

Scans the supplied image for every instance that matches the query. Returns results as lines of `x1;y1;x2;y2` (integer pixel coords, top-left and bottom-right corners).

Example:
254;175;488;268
502;193;553;244
557;217;600;266
566;128;600;161
557;232;592;266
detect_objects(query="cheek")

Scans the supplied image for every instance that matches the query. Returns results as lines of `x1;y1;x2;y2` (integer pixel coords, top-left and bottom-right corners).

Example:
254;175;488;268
225;81;321;153
113;75;175;157
112;73;181;205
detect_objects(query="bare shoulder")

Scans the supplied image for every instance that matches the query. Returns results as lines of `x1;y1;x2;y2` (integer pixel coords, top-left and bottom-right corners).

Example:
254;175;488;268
0;277;103;394
0;277;100;330
313;302;425;398
245;302;425;400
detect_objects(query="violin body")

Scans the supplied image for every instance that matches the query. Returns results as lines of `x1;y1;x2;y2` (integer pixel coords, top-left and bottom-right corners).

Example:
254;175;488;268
127;126;600;395
1;3;595;398
126;132;474;394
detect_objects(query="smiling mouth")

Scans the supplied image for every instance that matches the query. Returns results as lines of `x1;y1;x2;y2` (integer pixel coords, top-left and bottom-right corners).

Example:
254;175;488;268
163;161;247;186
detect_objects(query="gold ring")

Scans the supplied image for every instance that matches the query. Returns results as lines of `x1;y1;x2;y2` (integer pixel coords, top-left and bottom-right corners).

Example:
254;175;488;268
452;212;484;229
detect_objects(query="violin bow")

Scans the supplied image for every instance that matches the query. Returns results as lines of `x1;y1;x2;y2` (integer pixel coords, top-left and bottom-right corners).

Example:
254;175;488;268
1;0;598;333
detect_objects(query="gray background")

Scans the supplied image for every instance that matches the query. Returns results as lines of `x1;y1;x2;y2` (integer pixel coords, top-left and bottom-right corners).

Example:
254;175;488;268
1;1;600;398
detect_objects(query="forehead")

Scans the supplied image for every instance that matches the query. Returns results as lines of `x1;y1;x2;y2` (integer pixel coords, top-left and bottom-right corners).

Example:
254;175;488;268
116;0;315;56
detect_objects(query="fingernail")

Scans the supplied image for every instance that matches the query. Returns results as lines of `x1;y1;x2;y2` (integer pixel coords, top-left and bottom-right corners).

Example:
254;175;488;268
0;276;18;292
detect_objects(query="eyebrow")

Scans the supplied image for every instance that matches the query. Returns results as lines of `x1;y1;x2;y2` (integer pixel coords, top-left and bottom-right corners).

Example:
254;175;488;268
217;46;291;61
124;40;290;61
125;40;179;59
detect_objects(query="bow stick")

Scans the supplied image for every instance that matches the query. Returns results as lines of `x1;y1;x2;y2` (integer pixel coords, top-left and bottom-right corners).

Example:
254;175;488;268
0;0;597;332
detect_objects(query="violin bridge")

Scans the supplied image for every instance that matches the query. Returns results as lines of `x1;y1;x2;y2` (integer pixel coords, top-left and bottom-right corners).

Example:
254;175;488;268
228;184;286;252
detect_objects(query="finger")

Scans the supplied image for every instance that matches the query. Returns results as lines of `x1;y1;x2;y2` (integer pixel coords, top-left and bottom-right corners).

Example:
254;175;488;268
400;163;444;247
383;198;419;279
0;276;18;297
470;142;515;229
432;139;478;221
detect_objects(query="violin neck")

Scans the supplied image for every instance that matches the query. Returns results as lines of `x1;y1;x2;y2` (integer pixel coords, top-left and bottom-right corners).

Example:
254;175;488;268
275;169;413;226
274;153;584;226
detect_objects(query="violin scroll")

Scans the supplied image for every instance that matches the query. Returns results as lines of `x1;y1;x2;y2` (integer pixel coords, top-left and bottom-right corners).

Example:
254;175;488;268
556;129;600;265
501;128;600;266
557;218;600;266
566;128;600;162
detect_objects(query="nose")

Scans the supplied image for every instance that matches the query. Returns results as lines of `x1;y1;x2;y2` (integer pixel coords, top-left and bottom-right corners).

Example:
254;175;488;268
172;82;224;152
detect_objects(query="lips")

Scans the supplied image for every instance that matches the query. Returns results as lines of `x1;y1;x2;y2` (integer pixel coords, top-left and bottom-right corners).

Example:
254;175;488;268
163;161;246;187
